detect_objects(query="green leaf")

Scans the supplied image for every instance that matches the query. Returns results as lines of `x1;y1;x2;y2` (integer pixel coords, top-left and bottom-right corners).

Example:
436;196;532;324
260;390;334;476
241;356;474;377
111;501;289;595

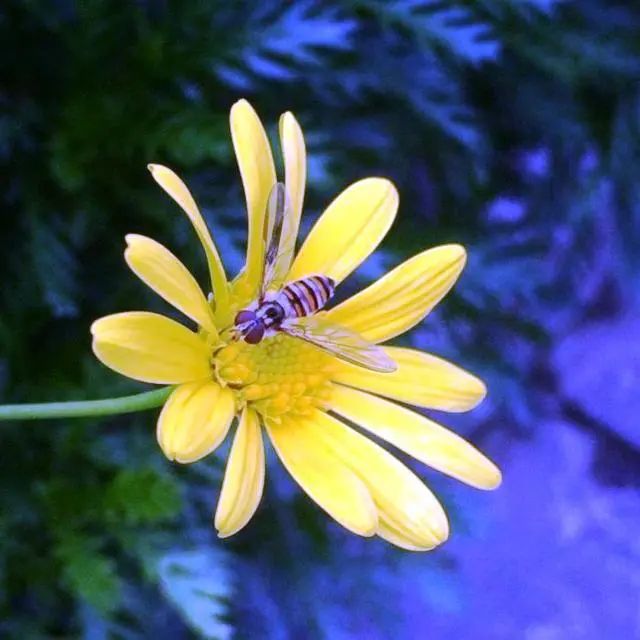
216;2;356;85
104;468;182;525
367;0;500;65
158;548;233;640
56;535;122;614
29;216;79;318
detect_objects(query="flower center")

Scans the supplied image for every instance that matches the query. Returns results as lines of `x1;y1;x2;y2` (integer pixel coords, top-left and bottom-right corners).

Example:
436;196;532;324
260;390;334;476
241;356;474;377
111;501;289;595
213;333;335;419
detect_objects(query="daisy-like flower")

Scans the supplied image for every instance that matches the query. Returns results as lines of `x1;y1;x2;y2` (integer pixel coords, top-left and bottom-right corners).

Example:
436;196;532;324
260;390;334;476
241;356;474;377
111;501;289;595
91;100;501;550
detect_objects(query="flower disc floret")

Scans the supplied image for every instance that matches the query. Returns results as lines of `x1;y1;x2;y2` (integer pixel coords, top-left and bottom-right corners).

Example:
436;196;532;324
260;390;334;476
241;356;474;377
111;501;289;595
214;334;335;419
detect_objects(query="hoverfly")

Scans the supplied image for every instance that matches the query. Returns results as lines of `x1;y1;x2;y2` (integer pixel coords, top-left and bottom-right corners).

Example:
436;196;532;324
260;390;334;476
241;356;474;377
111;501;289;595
230;183;396;373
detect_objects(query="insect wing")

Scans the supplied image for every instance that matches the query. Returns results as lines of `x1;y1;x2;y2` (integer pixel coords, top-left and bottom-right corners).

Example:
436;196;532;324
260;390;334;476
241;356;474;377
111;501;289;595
282;315;397;373
261;183;296;297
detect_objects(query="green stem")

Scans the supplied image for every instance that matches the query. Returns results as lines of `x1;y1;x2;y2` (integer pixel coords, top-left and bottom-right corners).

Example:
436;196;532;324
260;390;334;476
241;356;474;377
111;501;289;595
0;387;173;421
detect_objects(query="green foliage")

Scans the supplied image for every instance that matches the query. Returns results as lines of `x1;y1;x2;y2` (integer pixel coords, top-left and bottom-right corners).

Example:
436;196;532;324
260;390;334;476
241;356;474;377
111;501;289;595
29;215;80;318
158;548;234;640
363;0;500;65
2;0;640;637
217;2;356;85
105;468;182;525
56;534;122;614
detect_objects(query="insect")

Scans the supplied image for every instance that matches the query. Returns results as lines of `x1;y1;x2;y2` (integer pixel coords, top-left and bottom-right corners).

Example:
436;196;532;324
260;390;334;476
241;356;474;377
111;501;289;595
230;182;396;373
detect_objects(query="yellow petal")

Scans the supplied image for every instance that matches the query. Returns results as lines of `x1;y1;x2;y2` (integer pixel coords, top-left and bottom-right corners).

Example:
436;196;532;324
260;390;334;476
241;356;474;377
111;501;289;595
287;178;398;285
306;410;449;549
124;234;217;336
332;346;486;412
215;407;265;537
91;312;210;384
274;111;305;279
147;164;230;320
330;385;502;490
325;244;466;343
266;415;378;537
376;520;439;552
157;381;235;464
230;99;276;291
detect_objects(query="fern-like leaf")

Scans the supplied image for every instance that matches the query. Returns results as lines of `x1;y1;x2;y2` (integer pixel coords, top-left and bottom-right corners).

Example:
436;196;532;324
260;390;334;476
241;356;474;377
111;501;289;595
366;0;500;65
158;548;234;640
216;2;356;86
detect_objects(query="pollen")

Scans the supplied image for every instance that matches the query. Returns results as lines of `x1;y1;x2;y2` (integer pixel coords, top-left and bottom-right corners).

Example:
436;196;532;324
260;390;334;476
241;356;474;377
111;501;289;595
213;333;335;418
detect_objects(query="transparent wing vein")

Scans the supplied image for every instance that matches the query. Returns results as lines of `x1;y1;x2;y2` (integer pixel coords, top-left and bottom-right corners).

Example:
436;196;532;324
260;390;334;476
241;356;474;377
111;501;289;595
282;314;396;373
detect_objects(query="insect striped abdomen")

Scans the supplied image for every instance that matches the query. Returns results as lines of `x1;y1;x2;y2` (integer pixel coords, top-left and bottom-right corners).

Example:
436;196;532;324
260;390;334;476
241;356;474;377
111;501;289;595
279;276;335;318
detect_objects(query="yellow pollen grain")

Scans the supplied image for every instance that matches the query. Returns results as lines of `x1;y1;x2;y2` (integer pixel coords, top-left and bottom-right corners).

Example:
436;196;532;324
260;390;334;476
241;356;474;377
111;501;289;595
292;382;306;395
215;342;244;365
218;363;256;386
213;333;334;420
242;384;272;401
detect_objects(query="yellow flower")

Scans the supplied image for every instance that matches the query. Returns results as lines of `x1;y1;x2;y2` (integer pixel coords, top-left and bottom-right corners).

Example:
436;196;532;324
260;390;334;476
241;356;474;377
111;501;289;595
91;99;501;550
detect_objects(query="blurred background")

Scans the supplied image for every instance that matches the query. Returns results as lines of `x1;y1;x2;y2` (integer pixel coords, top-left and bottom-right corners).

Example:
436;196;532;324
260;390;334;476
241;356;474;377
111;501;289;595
2;1;640;638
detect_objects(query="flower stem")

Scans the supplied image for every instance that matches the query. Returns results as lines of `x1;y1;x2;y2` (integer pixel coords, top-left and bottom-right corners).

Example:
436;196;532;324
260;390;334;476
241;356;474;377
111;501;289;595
0;387;172;421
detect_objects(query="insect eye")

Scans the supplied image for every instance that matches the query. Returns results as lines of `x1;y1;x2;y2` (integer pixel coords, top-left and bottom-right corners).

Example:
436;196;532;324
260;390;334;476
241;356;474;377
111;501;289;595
244;324;265;344
235;310;255;324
